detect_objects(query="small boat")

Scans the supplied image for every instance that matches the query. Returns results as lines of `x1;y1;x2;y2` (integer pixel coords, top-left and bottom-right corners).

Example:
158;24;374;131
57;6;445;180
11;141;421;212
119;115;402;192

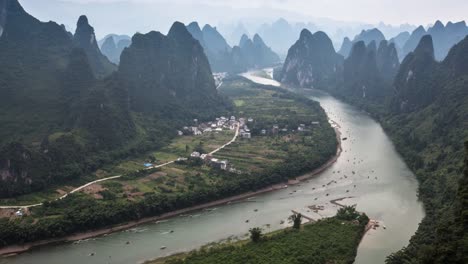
160;246;167;250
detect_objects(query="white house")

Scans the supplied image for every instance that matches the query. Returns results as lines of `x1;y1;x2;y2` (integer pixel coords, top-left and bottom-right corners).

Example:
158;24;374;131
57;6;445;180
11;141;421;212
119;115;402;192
241;132;251;139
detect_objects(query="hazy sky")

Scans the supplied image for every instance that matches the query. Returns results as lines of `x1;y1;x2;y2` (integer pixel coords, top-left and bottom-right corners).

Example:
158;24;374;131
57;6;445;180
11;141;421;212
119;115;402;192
21;0;468;39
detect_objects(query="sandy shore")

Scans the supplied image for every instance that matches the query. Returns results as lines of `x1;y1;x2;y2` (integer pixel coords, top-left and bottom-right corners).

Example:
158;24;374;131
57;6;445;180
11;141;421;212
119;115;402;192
0;123;342;257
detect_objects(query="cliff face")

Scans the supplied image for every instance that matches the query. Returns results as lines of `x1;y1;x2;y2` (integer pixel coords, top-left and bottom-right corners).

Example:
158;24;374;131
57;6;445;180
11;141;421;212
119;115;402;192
278;29;343;89
73;15;116;77
391;35;441;112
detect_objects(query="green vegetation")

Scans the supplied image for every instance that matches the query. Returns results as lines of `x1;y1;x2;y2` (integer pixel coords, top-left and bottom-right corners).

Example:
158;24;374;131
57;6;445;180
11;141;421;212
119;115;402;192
289;213;302;229
249;227;263;242
149;214;368;264
0;76;337;248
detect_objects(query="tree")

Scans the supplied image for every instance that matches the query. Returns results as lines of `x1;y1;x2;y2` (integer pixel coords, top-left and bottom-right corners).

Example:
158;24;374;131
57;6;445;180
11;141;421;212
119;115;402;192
249;227;262;242
148;155;156;163
336;205;360;221
289;213;302;229
194;141;205;154
185;145;190;153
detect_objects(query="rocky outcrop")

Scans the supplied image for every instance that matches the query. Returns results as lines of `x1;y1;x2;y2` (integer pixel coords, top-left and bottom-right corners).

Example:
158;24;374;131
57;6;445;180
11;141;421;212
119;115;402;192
338;37;352;57
73;15;116;77
278;29;343;89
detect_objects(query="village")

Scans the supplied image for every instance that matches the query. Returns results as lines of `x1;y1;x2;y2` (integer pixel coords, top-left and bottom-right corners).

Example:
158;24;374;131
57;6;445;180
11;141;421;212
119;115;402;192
170;115;322;174
177;115;251;174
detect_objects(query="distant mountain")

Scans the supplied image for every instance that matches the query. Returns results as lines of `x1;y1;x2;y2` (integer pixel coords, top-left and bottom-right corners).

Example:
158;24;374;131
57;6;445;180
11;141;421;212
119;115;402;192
338;28;386;58
389;31;410;48
237;34;280;69
98;34;131;47
227;22;250;47
73;15;116;77
339;40;399;100
338;37;353;59
257;18;298;57
401;21;468;61
202;24;231;55
0;0;228;199
354;28;386;45
277;29;343;89
389;31;410;60
402;26;427;60
186;22;279;73
186;22;232;72
100;35;131;64
376;22;416;41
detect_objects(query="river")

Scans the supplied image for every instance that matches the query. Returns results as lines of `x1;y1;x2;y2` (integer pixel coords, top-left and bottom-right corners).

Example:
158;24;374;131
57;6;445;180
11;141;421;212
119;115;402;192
0;71;424;264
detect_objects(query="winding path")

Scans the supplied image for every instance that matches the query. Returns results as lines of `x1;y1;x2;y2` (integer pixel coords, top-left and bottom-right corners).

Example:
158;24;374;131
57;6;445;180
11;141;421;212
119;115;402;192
0;125;240;210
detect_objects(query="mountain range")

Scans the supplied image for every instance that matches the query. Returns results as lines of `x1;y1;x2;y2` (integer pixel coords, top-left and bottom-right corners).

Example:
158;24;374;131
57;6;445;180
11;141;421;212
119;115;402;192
0;0;228;198
338;21;468;62
338;28;386;58
402;20;468;61
186;22;279;73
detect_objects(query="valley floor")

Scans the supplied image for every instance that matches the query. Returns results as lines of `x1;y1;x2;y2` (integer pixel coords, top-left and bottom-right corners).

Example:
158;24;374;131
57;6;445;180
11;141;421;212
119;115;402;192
0;76;338;255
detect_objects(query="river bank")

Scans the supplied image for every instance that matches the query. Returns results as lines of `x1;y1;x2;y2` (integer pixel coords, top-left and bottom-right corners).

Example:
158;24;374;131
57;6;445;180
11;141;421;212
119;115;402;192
0;123;342;257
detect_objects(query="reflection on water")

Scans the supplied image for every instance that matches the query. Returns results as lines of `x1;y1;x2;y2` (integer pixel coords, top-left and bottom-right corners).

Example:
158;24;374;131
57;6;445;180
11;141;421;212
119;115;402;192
1;72;423;264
